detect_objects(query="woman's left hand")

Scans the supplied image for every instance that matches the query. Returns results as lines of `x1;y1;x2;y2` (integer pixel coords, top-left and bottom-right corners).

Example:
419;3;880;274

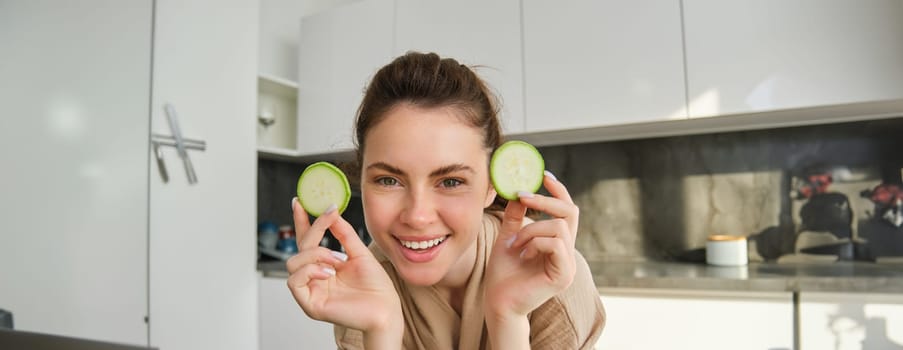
484;171;579;320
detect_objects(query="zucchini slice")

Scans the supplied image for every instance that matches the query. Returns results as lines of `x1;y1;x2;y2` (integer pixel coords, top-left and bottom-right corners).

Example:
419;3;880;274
296;161;351;217
490;140;545;201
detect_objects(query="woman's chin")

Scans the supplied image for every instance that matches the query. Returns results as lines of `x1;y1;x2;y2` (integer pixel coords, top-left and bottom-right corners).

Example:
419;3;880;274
395;264;446;286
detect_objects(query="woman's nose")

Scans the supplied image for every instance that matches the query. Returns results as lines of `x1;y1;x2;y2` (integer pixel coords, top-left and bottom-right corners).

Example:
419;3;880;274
401;189;437;229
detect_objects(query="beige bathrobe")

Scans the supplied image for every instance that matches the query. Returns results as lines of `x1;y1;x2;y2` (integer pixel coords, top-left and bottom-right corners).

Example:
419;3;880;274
335;213;605;349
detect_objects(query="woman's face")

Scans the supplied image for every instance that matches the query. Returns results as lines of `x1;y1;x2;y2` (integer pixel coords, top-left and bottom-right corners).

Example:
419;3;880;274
360;104;496;287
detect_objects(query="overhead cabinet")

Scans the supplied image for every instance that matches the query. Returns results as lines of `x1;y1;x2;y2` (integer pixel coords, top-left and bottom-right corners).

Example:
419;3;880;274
521;0;688;133
294;0;524;157
395;0;525;134
290;0;903;157
296;0;394;156
683;0;903;118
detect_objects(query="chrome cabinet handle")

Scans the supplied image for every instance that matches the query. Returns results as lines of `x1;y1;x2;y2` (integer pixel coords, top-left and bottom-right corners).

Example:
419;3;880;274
151;134;206;150
153;141;169;183
151;103;205;184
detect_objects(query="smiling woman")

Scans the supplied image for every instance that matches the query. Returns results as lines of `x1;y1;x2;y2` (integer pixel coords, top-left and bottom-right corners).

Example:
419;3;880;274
286;52;605;349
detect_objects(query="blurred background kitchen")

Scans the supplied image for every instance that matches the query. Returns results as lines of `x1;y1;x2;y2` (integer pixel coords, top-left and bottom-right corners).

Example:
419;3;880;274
2;0;903;349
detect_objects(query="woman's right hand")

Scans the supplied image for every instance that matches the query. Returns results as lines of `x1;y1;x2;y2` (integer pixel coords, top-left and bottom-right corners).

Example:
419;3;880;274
286;198;402;338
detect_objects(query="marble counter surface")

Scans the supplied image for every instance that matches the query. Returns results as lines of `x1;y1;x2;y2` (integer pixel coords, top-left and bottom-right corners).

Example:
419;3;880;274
589;260;903;294
258;260;291;278
258;259;903;294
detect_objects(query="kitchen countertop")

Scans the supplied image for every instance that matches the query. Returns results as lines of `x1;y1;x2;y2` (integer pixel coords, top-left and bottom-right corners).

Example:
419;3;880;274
258;259;903;294
588;260;903;294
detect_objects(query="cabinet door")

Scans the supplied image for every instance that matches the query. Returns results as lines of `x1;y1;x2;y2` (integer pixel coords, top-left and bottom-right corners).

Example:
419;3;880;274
395;0;525;134
0;0;152;345
597;289;794;350
800;292;903;350
684;0;903;118
148;0;258;349
296;0;394;156
522;0;687;133
259;275;335;350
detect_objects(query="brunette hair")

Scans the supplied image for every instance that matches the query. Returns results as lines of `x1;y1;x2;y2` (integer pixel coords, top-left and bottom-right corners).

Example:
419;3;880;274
351;51;508;212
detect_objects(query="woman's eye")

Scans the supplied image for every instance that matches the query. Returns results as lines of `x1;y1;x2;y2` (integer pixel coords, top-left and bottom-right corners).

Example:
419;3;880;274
441;178;463;188
376;177;398;186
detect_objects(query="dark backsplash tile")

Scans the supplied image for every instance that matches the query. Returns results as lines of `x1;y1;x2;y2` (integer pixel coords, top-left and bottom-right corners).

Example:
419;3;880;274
539;117;903;262
257;159;308;229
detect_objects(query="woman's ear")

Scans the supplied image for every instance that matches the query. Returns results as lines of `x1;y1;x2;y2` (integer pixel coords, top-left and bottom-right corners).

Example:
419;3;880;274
483;186;497;208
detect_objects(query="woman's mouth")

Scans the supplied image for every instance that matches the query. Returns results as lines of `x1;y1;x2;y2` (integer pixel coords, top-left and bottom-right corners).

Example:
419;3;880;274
396;235;449;263
399;236;446;250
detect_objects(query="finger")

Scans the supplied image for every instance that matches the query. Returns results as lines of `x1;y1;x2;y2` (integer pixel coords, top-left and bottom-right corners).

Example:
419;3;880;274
287;263;336;289
285;246;348;273
507;218;572;250
542;170;574;205
298;204;341;250
517;192;578;220
287;265;335;317
498;199;527;243
292;197;312;248
329;214;370;258
517;193;579;235
519;236;576;288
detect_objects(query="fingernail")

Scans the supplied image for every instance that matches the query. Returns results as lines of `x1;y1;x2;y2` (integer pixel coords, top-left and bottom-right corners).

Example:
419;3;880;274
324;203;338;215
517;191;534;199
291;197;298;209
505;235;517;249
519;249;527;259
330;251;348;262
544;170;558;182
322;267;336;276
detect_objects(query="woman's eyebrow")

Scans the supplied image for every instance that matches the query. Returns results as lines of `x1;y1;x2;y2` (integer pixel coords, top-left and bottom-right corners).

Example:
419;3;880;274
366;161;406;176
430;164;474;177
366;162;474;177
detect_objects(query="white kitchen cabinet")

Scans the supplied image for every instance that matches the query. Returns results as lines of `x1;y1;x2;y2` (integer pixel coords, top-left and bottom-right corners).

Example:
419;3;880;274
596;288;794;350
0;0;152;345
0;1;259;349
521;0;687;134
295;0;394;156
800;292;903;350
683;0;903;118
258;275;335;350
394;0;524;134
148;0;259;349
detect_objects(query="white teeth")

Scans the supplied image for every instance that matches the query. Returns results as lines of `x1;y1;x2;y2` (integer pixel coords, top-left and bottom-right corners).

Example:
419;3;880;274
400;236;446;250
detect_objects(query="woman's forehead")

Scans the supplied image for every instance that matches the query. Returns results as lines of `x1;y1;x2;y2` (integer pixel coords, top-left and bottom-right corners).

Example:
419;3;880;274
362;105;489;172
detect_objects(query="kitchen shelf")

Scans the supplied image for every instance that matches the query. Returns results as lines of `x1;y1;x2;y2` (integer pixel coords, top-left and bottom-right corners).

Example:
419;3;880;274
257;73;298;154
258;245;294;261
258;73;298;98
257;145;302;158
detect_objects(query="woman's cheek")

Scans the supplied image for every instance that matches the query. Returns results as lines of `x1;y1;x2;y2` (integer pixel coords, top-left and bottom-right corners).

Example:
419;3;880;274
362;193;397;234
437;194;483;223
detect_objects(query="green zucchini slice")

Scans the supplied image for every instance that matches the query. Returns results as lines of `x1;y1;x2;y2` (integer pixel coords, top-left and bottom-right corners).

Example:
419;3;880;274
490;140;545;201
296;161;351;217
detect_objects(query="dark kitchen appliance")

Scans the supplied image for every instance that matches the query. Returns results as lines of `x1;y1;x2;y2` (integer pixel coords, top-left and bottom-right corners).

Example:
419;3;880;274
859;182;903;258
789;165;874;261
